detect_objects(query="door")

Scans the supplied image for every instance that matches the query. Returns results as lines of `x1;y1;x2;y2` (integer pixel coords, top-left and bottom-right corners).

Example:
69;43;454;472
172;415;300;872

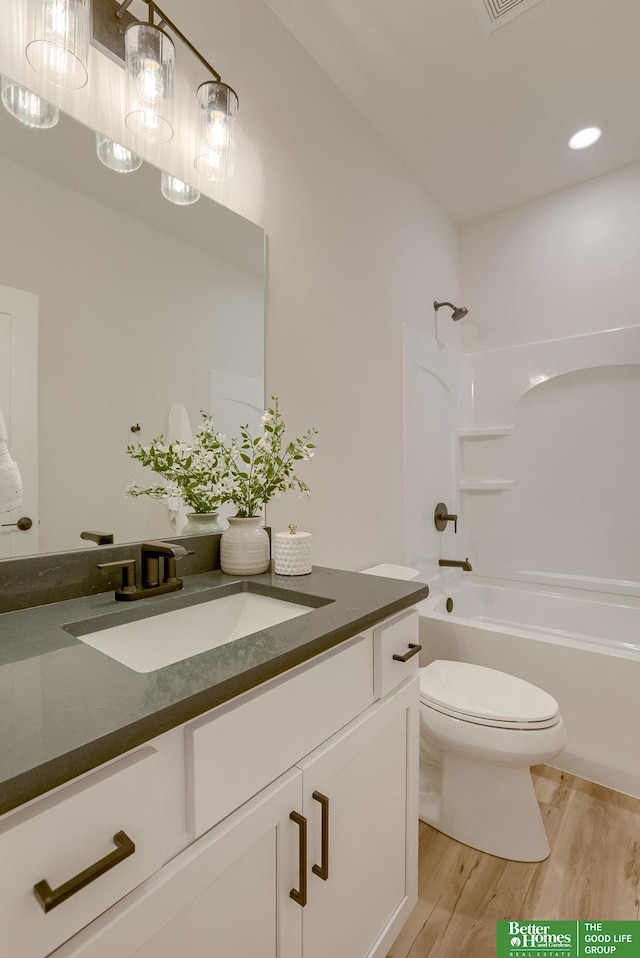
0;283;38;556
53;768;304;958
298;678;419;958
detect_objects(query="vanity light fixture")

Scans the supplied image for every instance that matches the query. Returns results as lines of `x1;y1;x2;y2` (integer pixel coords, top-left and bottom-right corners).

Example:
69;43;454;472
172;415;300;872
0;76;59;128
124;19;174;144
95;132;143;173
160;171;200;205
92;0;239;180
26;0;90;90
568;126;602;150
194;81;239;182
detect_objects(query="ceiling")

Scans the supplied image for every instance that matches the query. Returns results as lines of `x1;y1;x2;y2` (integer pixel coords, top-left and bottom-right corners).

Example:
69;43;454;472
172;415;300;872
261;0;640;222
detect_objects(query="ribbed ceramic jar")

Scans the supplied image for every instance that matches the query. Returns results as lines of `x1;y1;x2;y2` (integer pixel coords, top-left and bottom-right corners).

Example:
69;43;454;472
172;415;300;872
220;516;270;575
185;512;227;535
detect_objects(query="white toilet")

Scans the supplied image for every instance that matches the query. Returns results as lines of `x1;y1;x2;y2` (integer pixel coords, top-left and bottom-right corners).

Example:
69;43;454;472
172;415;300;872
419;659;567;862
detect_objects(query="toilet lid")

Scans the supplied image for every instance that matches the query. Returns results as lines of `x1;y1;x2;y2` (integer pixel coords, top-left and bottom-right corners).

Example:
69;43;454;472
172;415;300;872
420;660;560;728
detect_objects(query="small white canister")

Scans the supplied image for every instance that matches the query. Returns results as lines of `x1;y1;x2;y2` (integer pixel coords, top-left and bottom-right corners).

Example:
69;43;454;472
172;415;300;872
273;524;312;575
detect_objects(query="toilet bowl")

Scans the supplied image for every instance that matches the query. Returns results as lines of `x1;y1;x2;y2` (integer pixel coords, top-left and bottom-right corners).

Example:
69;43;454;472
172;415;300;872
419;660;567;862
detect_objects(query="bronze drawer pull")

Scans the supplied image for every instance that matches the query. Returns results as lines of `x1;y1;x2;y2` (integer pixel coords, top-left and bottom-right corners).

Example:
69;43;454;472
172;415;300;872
289;811;308;907
392;643;422;663
311;791;330;881
33;830;136;913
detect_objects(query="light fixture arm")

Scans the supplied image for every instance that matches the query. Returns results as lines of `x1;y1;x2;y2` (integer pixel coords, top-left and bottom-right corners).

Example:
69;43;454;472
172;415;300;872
115;0;221;81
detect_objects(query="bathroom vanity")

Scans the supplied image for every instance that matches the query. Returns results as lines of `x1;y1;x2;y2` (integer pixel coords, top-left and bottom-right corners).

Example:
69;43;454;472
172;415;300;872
0;563;428;958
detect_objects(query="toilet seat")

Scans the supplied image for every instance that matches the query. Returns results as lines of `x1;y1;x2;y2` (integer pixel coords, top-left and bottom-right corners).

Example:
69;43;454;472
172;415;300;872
420;660;560;730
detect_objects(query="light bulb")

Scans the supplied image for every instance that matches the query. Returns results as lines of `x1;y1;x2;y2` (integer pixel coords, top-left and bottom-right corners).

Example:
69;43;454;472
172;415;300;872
136;58;164;105
206;111;228;149
47;0;74;43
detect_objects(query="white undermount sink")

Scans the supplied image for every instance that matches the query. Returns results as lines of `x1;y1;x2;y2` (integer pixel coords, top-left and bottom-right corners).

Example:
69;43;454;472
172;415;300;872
73;591;315;673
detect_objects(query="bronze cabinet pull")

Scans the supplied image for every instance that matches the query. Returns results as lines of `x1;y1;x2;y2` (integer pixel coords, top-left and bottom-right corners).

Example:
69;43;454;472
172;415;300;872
311;791;330;881
289;811;308;907
33;830;136;913
392;643;422;663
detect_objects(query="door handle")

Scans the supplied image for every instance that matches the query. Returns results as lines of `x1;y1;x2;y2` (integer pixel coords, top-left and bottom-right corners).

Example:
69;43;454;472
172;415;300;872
1;516;33;531
33;830;135;913
311;791;330;881
289;811;307;907
392;643;422;663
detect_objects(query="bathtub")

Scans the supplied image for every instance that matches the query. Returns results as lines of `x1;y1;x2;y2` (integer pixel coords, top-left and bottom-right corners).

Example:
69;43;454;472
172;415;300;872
417;576;640;799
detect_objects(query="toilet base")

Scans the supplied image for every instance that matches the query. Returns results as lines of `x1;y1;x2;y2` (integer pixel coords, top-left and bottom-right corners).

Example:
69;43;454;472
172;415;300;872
419;753;550;862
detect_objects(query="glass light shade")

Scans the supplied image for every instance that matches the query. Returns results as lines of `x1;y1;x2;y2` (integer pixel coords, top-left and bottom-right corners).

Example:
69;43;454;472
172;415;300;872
0;76;59;128
96;133;143;174
161;172;200;205
194;81;238;182
25;0;89;90
125;23;175;144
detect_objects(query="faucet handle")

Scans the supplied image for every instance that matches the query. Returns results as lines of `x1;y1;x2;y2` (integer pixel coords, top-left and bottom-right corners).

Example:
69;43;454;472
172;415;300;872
81;531;114;545
434;503;458;534
163;549;195;584
97;559;137;595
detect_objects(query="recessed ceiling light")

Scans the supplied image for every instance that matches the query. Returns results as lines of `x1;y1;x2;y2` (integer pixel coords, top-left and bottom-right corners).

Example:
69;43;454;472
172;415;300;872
568;127;602;150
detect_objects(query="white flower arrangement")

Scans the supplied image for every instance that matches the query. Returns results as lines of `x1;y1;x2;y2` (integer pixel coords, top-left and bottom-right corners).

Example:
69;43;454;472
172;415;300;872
126;397;317;518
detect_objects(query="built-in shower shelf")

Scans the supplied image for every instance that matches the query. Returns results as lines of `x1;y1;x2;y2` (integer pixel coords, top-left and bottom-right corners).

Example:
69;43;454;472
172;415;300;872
458;426;514;439
459;479;515;491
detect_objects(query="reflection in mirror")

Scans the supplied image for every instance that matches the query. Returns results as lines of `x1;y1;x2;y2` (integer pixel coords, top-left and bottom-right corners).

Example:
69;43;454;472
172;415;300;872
0;96;265;559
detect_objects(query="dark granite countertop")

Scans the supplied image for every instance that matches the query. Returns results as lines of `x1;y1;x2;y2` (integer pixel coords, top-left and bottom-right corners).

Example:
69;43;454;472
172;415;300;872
0;566;428;818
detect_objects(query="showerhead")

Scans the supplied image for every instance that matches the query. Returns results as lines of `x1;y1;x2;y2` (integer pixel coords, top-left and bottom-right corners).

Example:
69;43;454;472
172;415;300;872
434;300;469;321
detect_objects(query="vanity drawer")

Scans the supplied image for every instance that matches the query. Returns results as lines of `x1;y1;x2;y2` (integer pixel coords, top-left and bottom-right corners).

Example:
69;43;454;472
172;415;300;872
0;747;162;958
374;609;420;699
185;634;374;837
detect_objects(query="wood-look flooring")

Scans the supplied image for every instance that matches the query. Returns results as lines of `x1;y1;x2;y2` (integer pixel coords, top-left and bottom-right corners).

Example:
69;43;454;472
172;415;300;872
388;765;640;958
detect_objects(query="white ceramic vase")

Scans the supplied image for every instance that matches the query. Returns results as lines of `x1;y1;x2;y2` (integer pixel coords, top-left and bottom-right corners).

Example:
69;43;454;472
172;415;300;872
220;516;270;575
185;512;227;535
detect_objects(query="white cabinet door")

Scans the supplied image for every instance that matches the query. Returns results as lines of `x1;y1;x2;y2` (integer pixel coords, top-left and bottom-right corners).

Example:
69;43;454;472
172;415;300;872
298;678;419;958
53;769;304;958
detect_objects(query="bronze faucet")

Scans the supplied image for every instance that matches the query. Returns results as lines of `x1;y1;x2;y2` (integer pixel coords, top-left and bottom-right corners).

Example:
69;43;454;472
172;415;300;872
98;541;192;601
439;558;473;572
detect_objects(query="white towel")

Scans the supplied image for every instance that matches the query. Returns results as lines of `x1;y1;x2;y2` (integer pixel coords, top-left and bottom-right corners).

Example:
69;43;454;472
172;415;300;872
0;407;23;513
165;405;193;534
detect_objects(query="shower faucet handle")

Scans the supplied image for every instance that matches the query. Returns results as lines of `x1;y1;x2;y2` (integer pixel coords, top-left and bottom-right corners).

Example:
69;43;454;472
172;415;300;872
434;503;457;534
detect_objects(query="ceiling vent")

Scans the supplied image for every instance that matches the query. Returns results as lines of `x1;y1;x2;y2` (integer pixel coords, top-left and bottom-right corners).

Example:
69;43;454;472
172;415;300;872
470;0;547;33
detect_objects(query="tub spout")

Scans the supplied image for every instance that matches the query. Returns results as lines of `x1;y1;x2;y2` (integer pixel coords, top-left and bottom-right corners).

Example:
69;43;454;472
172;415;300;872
439;558;473;572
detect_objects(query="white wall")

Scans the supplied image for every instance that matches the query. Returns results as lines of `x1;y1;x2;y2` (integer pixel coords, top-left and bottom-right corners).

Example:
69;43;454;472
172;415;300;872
0;0;461;570
460;162;640;351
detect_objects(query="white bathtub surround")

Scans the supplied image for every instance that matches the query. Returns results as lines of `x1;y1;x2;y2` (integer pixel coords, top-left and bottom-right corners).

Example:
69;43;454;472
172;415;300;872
418;575;640;799
404;323;640;591
402;327;466;585
419;661;566;861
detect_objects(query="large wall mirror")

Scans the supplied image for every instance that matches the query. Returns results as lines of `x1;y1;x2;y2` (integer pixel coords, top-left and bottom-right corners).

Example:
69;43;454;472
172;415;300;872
0;91;265;559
